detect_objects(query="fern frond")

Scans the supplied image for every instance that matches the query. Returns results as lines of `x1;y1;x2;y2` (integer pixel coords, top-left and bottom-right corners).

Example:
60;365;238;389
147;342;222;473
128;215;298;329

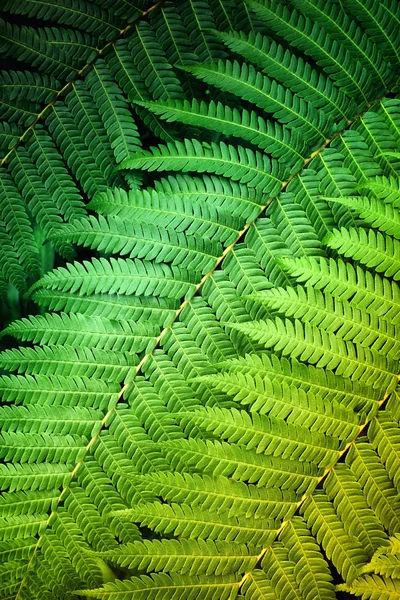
344;0;400;68
355;111;400;176
337;574;400;599
0;431;86;464
124;377;184;443
0;462;71;492
2;312;158;353
301;492;369;583
115;500;278;546
0;373;118;409
360;175;400;206
326;228;400;280
332;130;382;183
86;62;141;164
153;174;265;222
251;286;400;359
0;222;27;292
247;0;371;104
63;82;119;185
217;352;380;413
78;573;240;600
37;27;98;66
182;406;341;468
0;405;101;439
228;318;397;389
0;20;76;80
129;20;184;101
31;288;177;325
346;438;400;536
149;2;198;71
8;147;72;259
282;256;400;325
107;408;170;473
138;98;306;167
0;122;19;158
240;220;294;288
260;544;305;600
1;0;120;39
0;70;57;105
180;0;227;63
162;437;320;494
368;413;400;493
324;464;388;556
363;554;400;579
97;538;257;576
121;139;285;194
30;256;199;300
280;516;336;600
0;538;36;564
240;570;276;600
0;489;58;518
185;60;328;148
0;344;135;381
197;371;359;439
289;0;392;92
55;215;222;274
327;195;400;238
25;124;87;223
215;29;355;122
89;187;241;245
286;169;336;243
105;38;178;144
129;471;299;520
267;194;324;257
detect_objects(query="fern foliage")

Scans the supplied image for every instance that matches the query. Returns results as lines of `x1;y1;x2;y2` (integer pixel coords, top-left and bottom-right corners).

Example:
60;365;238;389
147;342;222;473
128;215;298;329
1;0;400;599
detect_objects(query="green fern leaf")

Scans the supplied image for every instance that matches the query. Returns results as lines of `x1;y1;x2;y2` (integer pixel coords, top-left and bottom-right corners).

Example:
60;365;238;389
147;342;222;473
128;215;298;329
197;370;359;439
78;573;240;600
89;187;242;245
289;0;393;92
344;0;400;69
251;286;400;359
325;228;400;280
217;352;380;414
215;29;355;123
346;438;400;536
2;312;158;353
121;139;285;194
185;60;328;148
182;406;341;468
0;373;119;409
86;62;141;164
282;256;400;325
301;491;369;583
31;288;177;325
0;20;77;80
55;215;222;274
137;98;306;168
247;0;371;104
280;516;336;600
1;0;121;38
114;499;278;546
228;317;398;389
337;574;400;599
97;538;257;576
327;195;400;238
0;344;136;381
162;437;320;494
30;256;200;300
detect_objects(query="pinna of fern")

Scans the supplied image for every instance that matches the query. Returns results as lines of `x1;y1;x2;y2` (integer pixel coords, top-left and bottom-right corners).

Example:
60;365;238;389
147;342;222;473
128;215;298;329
1;1;400;600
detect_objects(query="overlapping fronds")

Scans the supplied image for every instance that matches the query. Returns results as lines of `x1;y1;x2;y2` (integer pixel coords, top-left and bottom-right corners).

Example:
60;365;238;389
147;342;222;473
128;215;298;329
1;1;400;599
